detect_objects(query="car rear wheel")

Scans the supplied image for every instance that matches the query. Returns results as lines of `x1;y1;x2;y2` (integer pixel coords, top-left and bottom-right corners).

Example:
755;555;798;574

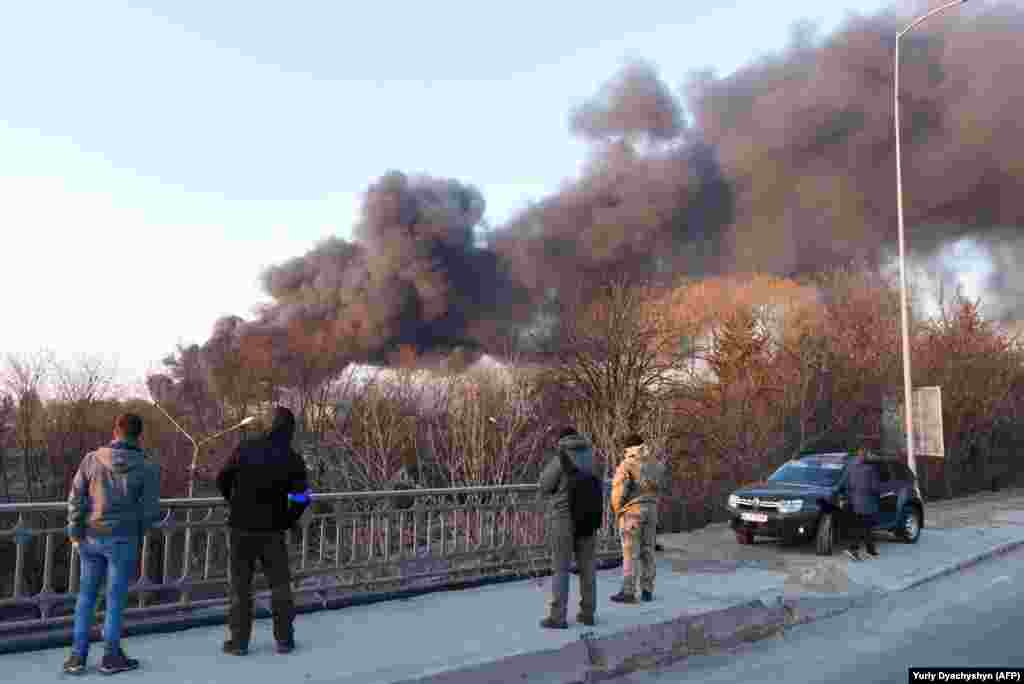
897;504;922;543
735;529;755;545
815;512;835;556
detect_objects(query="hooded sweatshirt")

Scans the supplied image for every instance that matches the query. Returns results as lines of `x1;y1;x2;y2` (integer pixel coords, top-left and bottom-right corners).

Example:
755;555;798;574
538;433;597;519
67;440;162;540
611;444;665;517
216;408;311;532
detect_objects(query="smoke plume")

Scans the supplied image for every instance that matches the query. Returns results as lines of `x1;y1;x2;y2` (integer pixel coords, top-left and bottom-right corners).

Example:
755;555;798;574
211;172;529;373
569;59;686;142
189;2;1024;379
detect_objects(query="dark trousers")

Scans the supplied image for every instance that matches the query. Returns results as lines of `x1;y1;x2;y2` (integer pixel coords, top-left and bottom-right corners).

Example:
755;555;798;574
228;529;295;646
846;512;877;553
547;515;596;621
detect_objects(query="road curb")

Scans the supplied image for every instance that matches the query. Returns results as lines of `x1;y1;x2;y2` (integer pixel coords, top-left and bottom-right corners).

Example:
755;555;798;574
397;600;790;683
897;536;1024;592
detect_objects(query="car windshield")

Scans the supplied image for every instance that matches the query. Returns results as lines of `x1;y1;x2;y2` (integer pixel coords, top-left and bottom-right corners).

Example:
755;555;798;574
768;460;845;486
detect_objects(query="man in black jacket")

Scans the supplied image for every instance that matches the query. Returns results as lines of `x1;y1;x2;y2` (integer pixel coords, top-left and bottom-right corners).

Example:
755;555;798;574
216;407;311;655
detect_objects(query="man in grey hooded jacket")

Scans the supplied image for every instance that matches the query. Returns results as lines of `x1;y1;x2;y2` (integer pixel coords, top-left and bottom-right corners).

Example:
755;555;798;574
64;413;161;676
537;426;598;629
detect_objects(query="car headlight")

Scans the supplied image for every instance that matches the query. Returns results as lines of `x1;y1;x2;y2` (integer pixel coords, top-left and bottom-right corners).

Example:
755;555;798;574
728;494;740;508
778;499;803;513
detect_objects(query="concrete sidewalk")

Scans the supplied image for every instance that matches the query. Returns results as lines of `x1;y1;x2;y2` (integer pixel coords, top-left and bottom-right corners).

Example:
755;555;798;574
6;516;1024;683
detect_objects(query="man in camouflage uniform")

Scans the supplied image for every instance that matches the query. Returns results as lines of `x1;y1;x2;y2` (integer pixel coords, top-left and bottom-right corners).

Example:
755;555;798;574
610;433;665;603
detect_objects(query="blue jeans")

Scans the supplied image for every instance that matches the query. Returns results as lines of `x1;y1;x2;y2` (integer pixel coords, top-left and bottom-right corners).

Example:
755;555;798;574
72;536;139;657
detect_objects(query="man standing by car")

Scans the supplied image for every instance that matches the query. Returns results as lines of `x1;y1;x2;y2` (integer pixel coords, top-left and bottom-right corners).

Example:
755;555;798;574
845;448;881;561
610;433;665;603
64;413;162;676
216;407;311;656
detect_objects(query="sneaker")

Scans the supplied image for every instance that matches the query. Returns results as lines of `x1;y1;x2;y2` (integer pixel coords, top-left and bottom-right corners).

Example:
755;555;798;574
275;640;295;655
610;591;638;604
62;654;86;676
539;617;569;629
844;549;862;562
98;649;139;675
222;640;248;656
576;612;596;626
641;590;653;602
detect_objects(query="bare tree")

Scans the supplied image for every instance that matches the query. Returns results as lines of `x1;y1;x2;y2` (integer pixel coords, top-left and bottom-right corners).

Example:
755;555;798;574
423;367;549;487
542;278;683;475
0;392;15;499
48;354;118;496
1;351;54;500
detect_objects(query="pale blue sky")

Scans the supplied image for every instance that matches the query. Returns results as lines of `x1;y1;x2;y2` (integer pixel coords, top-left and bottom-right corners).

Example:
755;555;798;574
1;0;904;388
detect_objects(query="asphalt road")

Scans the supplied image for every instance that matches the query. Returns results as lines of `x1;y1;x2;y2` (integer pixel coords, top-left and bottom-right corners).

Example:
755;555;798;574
616;546;1024;683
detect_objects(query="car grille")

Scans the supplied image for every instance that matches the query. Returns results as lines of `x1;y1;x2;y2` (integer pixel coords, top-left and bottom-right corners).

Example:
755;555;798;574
735;497;780;510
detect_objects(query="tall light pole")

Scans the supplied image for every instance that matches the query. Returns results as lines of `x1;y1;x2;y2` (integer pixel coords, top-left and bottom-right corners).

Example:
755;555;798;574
152;403;254;596
895;0;968;478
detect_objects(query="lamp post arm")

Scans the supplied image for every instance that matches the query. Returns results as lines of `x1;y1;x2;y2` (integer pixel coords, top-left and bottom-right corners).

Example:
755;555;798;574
898;0;968;38
197;417;255;447
152;401;197;449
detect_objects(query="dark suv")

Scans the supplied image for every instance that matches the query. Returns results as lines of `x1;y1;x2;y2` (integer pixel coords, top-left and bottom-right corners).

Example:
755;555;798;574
726;452;924;555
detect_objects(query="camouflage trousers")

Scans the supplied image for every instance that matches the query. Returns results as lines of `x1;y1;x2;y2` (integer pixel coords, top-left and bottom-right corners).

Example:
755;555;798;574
619;506;657;594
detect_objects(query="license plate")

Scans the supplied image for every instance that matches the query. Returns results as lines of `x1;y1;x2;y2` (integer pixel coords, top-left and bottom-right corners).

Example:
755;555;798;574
741;512;768;523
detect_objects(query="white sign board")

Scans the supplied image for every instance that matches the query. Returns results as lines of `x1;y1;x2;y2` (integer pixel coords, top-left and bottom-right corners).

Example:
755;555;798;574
881;387;945;460
912;386;945;459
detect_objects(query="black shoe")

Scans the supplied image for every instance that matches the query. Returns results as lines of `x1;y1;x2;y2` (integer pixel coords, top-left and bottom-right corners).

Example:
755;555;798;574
641;590;653;602
844;549;862;562
222;640;248;656
576;612;595;626
99;649;139;675
540;617;569;629
63;654;86;676
865;547;880;558
610;591;638;604
275;640;295;655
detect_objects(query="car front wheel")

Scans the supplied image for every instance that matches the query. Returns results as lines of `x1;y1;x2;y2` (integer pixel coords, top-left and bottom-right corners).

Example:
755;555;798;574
815;512;835;555
897;504;922;543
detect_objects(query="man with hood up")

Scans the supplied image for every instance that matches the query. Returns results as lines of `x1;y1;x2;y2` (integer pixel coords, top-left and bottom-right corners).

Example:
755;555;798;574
64;413;162;676
537;426;599;629
216;406;311;656
610;433;665;603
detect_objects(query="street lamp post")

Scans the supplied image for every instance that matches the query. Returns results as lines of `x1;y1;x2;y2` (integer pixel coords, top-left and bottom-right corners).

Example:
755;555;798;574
152;404;255;497
894;0;968;478
152;403;254;599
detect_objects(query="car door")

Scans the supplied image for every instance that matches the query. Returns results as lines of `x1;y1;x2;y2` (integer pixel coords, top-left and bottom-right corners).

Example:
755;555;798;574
876;462;900;529
892;462;917;514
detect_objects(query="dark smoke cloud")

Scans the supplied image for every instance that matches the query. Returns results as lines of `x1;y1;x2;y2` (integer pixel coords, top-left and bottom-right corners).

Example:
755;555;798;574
214;172;529;371
187;2;1024;382
570;59;685;142
687;5;1024;297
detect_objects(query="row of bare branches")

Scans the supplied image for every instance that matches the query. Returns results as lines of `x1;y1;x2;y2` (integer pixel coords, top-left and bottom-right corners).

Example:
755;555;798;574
4;266;1024;534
